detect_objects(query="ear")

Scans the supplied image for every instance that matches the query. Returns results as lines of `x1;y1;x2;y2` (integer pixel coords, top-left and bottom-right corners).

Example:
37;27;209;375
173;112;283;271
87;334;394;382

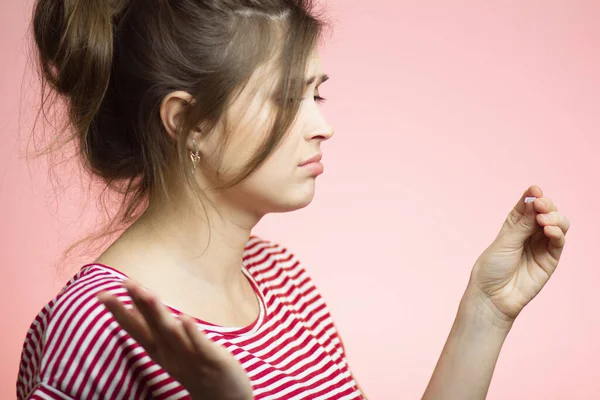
160;90;197;142
186;127;203;153
160;90;206;156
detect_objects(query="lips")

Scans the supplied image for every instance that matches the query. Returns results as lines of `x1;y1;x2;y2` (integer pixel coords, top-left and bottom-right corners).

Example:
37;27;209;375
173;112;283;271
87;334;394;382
299;153;323;166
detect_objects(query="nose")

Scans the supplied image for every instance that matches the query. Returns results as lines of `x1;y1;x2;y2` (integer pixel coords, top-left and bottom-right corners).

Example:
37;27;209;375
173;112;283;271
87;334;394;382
306;119;335;142
309;128;334;142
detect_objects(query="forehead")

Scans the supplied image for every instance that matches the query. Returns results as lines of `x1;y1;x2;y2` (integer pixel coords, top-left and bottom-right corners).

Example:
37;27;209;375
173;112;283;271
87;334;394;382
306;50;323;75
222;50;324;129
244;49;325;98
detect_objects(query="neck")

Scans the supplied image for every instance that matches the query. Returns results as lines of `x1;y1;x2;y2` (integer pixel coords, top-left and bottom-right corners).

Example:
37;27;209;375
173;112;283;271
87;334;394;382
100;188;263;289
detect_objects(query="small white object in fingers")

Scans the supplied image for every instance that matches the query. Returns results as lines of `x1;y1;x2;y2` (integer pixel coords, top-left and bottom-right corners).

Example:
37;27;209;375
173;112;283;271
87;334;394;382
524;197;536;203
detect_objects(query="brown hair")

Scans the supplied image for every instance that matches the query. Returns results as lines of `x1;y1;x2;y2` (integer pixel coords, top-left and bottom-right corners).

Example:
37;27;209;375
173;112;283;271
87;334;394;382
29;0;332;269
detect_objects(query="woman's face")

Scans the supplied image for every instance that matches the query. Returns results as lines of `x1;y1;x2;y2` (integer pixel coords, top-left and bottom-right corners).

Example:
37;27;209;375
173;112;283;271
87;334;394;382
197;50;334;217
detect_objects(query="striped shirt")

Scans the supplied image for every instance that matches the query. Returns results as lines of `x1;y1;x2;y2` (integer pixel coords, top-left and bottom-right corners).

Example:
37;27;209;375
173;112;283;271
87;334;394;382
16;235;363;399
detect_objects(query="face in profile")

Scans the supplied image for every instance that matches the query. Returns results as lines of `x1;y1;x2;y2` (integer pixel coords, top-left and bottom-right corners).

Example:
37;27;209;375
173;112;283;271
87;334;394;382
194;49;335;217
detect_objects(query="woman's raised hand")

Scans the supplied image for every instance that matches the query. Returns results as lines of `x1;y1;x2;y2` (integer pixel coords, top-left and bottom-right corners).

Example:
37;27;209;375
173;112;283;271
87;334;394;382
97;279;254;400
469;185;570;323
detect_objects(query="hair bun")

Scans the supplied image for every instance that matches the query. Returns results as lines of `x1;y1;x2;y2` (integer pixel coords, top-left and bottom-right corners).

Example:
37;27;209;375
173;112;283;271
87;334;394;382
33;0;114;131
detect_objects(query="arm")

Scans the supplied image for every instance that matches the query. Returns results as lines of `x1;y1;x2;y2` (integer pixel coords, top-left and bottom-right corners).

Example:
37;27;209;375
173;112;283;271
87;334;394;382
421;285;514;400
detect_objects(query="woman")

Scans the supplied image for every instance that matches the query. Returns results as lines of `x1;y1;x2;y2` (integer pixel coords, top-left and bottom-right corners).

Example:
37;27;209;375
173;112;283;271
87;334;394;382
17;0;570;399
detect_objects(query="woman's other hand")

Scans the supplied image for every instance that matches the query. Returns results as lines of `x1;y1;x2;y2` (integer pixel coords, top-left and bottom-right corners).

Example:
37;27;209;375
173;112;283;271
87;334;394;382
97;279;253;400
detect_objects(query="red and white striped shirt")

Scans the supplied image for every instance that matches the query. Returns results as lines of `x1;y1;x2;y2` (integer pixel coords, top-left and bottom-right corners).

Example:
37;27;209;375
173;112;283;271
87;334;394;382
17;235;363;399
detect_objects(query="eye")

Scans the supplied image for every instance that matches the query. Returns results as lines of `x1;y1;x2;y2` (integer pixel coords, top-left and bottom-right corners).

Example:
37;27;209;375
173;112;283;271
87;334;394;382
274;95;327;107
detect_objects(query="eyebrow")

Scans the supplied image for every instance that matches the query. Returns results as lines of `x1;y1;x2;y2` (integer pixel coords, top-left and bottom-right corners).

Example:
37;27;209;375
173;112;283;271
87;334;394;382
278;74;329;94
306;74;329;86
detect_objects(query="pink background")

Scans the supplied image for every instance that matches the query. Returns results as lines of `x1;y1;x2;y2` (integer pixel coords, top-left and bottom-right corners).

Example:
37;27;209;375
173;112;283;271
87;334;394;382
2;0;598;398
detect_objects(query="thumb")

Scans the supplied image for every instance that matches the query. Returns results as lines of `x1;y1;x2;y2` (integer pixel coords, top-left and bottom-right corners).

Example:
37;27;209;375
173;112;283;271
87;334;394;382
498;185;543;244
501;194;540;246
517;197;538;231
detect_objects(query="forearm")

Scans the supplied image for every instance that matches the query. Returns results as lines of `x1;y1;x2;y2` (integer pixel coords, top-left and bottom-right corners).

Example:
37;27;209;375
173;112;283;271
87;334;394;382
422;286;514;400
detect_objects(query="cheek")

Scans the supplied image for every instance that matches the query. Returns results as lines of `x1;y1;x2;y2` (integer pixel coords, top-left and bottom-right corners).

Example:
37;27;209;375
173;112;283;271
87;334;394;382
232;154;316;214
218;131;265;173
253;155;294;186
241;156;296;199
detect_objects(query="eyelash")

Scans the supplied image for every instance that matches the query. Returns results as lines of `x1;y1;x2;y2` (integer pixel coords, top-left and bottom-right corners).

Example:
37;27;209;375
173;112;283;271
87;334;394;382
279;95;327;106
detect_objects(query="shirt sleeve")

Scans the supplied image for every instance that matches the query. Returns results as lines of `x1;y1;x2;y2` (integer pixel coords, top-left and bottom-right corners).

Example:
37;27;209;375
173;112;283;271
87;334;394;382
23;382;77;400
17;274;151;399
269;239;350;365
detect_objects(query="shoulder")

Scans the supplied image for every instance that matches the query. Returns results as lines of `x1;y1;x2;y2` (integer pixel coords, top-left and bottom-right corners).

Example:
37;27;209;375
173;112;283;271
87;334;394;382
244;235;309;281
17;265;156;399
244;235;320;308
245;236;350;361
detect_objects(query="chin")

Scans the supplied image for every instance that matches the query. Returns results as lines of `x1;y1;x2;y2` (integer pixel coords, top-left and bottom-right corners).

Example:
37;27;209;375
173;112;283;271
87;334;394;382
268;189;316;213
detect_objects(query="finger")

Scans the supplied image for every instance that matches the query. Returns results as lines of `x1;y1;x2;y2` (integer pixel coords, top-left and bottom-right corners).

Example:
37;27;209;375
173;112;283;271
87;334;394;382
544;225;565;258
123;280;163;333
506;185;544;226
533;197;558;214
562;215;571;234
181;315;220;360
146;297;195;352
97;290;155;352
513;185;544;217
123;280;191;353
536;211;570;234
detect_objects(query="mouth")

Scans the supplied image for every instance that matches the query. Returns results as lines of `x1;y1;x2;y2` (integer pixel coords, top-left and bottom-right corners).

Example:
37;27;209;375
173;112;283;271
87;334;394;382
298;153;323;166
299;161;324;176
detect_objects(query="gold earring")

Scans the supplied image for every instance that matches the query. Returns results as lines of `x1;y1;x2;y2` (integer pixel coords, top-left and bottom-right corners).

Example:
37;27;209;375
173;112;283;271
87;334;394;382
190;140;200;174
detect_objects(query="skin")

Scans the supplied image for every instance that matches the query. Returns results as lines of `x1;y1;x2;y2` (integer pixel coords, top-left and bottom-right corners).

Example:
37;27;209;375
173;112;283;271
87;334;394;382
422;187;570;399
97;46;570;398
96;48;333;329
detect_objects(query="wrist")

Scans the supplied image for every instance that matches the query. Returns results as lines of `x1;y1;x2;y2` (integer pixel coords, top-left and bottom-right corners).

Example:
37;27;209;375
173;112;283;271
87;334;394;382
459;284;515;333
